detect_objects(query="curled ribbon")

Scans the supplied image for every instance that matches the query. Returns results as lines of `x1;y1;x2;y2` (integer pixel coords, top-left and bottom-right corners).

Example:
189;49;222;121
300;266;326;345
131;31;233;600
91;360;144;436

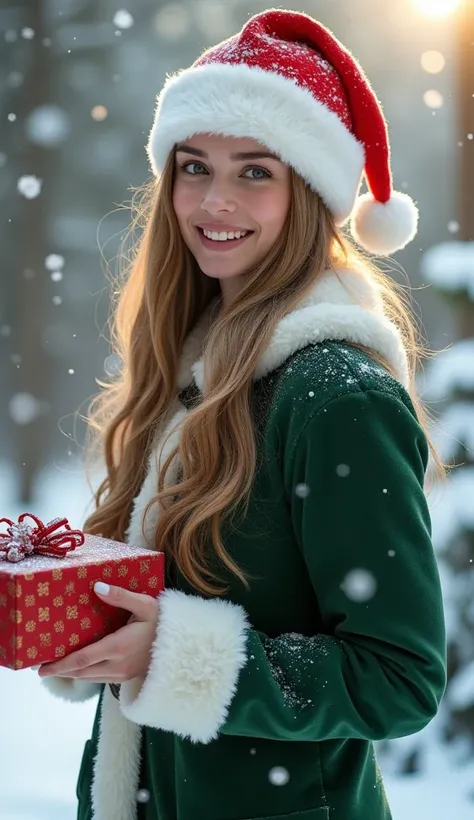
0;513;85;563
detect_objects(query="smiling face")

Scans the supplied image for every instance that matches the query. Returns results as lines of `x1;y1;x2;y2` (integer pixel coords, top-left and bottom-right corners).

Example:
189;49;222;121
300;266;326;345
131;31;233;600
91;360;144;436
172;133;292;302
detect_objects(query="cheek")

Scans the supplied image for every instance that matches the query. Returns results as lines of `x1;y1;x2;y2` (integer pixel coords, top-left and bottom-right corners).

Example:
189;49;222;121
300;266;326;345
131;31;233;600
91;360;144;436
256;190;291;238
172;182;193;228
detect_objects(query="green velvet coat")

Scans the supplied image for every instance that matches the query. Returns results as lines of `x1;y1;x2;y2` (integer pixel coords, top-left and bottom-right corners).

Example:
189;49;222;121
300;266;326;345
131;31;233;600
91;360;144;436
42;269;447;820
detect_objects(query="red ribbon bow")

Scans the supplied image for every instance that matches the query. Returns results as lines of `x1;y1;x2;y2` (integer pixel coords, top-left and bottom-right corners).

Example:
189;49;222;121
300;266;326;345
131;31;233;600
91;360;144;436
0;513;85;563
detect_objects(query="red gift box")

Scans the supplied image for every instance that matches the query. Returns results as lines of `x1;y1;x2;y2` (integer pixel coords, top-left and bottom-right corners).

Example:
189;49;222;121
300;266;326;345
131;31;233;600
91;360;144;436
0;513;164;670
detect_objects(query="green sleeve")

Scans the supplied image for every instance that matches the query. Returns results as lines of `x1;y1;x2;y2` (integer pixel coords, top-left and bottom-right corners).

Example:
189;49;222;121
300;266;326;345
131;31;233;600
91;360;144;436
220;389;447;741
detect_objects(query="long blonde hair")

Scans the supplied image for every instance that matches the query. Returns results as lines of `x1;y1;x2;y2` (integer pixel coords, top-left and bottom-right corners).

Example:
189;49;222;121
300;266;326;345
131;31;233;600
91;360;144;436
81;151;445;596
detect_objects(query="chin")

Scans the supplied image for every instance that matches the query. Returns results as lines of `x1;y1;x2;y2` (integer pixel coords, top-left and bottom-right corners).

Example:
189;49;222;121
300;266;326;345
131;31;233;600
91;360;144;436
197;259;248;279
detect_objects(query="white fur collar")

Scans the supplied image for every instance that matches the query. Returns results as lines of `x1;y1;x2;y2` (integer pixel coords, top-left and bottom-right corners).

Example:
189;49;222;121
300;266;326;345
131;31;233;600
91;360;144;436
177;268;409;391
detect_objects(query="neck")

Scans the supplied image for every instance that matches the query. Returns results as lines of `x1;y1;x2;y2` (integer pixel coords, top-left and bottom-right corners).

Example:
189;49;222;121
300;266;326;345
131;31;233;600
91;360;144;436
219;275;245;310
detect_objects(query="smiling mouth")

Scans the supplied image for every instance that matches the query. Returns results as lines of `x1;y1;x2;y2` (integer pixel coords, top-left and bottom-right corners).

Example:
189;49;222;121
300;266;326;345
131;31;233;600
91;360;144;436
196;227;254;250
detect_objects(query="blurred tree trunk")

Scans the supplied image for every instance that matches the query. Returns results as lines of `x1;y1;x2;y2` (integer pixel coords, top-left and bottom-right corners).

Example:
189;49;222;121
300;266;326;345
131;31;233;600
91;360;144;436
12;0;53;502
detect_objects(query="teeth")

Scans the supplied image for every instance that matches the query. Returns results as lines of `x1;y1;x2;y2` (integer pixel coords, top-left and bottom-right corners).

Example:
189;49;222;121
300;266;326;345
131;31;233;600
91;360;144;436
202;229;248;241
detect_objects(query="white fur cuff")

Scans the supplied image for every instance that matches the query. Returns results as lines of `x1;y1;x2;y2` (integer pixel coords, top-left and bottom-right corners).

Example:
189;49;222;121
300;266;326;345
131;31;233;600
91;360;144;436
119;589;250;743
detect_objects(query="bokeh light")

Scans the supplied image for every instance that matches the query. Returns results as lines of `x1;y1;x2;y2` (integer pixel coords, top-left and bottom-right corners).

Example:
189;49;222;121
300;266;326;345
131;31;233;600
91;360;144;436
91;105;108;121
421;51;446;73
424;89;444;109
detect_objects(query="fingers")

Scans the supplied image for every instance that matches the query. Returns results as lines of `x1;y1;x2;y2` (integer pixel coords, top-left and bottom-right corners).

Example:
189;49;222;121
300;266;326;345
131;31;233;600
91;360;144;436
38;633;117;677
36;586;158;679
94;582;158;622
49;660;120;681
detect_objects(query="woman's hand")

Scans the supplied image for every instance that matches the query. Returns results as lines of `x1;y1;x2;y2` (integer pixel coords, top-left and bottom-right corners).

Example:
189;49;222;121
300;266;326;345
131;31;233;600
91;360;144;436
37;582;159;683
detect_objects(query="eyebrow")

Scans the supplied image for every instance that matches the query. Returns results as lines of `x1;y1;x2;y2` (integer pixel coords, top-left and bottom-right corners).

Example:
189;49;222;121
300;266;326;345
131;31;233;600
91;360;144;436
175;144;282;162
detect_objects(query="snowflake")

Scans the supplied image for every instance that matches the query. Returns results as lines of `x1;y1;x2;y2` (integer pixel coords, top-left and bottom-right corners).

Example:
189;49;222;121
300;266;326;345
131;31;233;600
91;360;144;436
17;175;42;199
113;10;134;29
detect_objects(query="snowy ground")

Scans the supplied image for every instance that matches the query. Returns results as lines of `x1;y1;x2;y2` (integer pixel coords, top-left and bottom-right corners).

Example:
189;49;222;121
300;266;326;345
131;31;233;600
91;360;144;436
1;459;473;819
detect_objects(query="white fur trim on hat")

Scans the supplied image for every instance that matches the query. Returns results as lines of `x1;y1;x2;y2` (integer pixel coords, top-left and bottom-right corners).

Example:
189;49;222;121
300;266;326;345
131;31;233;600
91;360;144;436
147;62;365;224
351;191;419;256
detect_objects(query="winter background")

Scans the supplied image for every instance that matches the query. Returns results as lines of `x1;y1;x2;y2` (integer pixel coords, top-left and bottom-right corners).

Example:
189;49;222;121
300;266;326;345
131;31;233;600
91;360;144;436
1;0;473;818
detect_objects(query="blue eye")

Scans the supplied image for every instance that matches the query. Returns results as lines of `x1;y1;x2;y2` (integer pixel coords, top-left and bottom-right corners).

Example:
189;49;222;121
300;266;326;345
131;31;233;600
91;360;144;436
181;161;207;175
243;167;272;181
178;162;271;181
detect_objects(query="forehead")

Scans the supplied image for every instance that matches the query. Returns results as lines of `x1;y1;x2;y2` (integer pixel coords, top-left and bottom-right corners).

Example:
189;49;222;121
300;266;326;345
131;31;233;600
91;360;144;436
176;133;276;156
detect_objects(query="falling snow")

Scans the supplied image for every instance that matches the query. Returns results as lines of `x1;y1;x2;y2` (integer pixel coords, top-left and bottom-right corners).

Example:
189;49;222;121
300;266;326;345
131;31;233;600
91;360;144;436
336;464;351;477
17;175;43;199
45;253;65;271
342;568;378;602
268;766;290;786
294;482;310;498
25;105;71;148
8;393;43;425
113;10;134;29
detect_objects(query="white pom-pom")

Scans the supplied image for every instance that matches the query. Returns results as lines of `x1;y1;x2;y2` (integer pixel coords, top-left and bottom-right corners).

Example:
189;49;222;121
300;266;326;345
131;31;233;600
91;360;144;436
350;191;419;255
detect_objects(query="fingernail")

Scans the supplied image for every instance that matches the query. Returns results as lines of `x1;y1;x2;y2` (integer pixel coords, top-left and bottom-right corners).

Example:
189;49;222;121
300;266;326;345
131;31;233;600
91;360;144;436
94;581;110;596
31;665;41;671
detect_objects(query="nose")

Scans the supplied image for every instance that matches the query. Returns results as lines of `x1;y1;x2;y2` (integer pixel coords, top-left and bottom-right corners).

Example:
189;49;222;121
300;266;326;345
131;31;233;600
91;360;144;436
200;178;237;215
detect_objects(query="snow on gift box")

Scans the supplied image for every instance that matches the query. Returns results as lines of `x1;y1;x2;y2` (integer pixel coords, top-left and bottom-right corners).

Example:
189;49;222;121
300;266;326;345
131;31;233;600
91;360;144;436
0;513;164;670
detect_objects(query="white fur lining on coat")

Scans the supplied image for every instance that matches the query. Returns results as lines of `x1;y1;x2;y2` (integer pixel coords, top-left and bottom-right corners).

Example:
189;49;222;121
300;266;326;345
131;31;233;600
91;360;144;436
92;685;142;820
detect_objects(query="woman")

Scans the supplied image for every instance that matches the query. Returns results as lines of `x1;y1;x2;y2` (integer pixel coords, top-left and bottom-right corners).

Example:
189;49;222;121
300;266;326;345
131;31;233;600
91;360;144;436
38;8;447;820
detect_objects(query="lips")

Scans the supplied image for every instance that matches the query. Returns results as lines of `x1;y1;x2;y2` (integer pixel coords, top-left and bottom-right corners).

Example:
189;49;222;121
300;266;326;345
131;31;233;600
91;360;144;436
195;224;252;234
196;227;254;252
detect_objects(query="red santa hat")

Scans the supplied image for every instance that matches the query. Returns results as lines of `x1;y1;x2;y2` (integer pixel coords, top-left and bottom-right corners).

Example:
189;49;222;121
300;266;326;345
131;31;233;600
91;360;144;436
147;8;419;256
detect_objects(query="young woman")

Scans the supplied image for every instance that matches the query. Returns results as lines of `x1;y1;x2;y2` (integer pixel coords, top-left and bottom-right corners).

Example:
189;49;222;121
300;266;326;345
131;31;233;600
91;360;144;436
38;9;447;820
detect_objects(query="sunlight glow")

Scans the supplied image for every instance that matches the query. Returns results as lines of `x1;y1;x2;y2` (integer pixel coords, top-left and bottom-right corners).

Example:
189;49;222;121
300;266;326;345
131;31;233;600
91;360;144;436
411;0;462;18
